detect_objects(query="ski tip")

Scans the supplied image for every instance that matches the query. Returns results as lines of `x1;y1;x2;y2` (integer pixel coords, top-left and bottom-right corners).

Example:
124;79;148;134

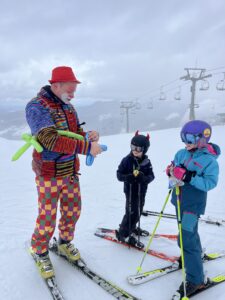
212;274;225;283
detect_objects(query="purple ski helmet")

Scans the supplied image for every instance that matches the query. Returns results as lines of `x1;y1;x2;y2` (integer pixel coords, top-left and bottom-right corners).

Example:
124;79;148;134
180;120;212;147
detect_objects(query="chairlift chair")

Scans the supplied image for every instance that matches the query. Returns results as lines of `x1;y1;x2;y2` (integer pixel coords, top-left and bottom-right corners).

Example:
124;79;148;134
159;87;166;100
216;73;225;91
174;86;181;100
216;80;225;91
199;79;209;91
135;101;141;110
147;101;153;109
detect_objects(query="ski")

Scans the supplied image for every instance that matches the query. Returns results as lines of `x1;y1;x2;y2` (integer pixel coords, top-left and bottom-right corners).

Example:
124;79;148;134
49;237;140;300
172;273;225;299
94;231;179;263
127;252;225;285
142;210;224;226
96;227;177;241
28;247;65;300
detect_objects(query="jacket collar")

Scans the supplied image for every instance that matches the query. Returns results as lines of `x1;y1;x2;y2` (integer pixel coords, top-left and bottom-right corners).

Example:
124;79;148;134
38;85;64;105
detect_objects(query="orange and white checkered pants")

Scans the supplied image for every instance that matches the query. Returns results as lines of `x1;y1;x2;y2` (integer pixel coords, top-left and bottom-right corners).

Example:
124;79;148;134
31;176;81;254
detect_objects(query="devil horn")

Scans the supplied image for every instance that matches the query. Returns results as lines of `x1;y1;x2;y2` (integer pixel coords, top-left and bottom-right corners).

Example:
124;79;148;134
135;130;139;136
146;133;150;140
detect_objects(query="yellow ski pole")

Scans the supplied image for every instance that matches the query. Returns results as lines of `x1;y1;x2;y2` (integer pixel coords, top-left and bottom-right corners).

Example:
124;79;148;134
136;188;173;274
176;185;189;300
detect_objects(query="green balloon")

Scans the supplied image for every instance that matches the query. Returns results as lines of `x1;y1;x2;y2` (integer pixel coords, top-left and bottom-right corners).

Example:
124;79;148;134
12;130;84;161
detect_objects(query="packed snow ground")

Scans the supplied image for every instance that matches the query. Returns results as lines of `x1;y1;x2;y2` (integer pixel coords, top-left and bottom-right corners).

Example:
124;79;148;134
0;126;225;300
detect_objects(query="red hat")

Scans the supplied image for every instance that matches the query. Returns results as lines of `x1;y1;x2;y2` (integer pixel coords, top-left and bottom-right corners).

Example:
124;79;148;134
49;66;81;84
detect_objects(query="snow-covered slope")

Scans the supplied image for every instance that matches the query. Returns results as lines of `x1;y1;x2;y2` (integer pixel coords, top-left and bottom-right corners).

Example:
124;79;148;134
0;126;225;300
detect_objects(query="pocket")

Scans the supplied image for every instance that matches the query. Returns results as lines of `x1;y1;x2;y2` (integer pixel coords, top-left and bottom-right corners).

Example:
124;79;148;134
181;212;198;232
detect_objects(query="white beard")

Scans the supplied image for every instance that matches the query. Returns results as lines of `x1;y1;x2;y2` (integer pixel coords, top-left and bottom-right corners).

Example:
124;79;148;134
61;93;71;104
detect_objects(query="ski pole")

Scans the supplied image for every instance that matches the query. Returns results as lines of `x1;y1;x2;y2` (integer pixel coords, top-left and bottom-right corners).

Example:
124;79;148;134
142;210;224;226
136;188;173;274
128;183;132;248
176;186;189;300
133;169;141;242
137;182;141;244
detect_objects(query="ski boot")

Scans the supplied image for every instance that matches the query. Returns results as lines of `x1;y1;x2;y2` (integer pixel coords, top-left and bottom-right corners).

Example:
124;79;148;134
126;234;145;249
172;280;206;299
133;227;149;237
30;248;54;279
115;230;144;249
58;238;80;262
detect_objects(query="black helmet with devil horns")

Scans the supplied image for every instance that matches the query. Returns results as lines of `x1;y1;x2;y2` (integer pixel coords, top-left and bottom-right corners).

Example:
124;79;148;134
131;131;150;154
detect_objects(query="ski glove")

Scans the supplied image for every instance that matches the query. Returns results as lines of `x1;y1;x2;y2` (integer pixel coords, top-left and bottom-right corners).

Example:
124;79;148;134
173;166;196;183
125;174;136;183
135;171;146;183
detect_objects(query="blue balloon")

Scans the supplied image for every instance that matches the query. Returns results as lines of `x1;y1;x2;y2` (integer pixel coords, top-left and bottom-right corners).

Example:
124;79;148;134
86;144;107;166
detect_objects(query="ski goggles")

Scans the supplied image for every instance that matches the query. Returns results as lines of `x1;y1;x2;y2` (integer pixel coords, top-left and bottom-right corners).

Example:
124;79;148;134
181;133;201;145
130;144;144;153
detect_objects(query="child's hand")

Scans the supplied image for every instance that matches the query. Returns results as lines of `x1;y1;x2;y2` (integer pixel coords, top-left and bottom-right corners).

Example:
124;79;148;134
173;166;196;183
136;171;145;183
125;174;135;183
173;166;186;180
166;162;174;177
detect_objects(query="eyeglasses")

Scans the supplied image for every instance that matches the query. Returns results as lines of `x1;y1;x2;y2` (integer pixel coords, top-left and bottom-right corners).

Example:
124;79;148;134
181;133;201;145
131;144;144;153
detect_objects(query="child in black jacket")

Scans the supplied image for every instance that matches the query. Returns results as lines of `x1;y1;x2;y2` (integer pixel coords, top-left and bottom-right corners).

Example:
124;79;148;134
116;131;155;248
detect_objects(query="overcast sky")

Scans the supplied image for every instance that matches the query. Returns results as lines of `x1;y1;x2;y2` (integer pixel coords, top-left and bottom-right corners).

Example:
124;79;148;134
0;0;225;107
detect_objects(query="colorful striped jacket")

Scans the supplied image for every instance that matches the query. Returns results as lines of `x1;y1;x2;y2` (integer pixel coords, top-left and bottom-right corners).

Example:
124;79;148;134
26;85;91;178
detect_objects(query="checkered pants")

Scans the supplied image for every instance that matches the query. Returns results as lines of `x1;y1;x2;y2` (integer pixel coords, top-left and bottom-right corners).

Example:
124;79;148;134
31;176;81;254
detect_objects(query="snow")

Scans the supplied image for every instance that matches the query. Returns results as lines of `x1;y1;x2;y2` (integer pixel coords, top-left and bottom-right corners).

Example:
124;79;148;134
0;125;225;300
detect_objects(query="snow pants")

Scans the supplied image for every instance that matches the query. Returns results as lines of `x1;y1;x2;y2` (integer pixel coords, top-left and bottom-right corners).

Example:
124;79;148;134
119;190;145;238
178;211;204;285
31;176;81;254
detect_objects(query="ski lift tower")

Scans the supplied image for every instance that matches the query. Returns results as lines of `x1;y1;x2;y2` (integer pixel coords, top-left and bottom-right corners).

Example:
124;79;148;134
120;101;137;133
180;68;212;120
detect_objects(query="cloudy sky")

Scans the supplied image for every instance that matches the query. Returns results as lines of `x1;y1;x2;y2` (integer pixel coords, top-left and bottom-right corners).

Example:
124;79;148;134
0;0;225;108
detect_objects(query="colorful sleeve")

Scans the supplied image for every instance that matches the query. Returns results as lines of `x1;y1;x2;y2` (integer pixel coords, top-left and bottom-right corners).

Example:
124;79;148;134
37;127;91;155
26;100;55;135
26;101;91;155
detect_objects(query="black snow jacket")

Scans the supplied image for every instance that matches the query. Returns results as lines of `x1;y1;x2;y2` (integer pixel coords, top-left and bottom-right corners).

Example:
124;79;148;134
117;153;155;196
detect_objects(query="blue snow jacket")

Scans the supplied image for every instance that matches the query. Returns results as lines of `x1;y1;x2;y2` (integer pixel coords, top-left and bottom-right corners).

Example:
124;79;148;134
171;143;220;215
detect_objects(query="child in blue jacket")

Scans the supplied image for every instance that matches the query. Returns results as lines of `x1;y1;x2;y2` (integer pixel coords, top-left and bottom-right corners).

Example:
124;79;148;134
116;131;155;248
166;120;220;298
